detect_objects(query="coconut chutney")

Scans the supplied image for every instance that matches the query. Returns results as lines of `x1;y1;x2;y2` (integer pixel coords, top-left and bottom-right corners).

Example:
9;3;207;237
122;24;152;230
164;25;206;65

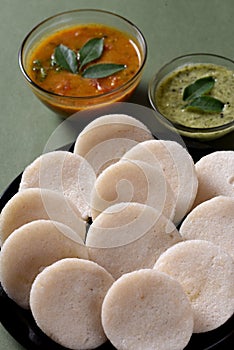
155;63;234;129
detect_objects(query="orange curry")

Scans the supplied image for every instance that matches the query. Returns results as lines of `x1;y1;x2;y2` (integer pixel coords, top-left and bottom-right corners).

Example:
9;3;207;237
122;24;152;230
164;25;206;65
27;24;141;97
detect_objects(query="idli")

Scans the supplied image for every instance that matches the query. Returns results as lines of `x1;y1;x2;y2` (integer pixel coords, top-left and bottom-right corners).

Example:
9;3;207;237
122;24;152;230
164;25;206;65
90;159;176;221
102;269;193;350
19;150;96;219
86;202;181;279
73;114;153;175
30;258;114;349
122;139;198;224
180;196;234;259
0;188;86;245
0;220;87;309
154;240;234;333
193;151;234;207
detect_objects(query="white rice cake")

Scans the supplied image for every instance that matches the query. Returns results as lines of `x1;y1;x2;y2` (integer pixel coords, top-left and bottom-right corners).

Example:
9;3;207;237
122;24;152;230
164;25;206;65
0;220;88;309
102;269;193;350
122;139;198;224
0;188;86;244
180;196;234;259
154;240;234;333
193;151;234;207
90;159;176;221
86;202;181;279
73;114;154;175
19;150;96;220
30;258;114;349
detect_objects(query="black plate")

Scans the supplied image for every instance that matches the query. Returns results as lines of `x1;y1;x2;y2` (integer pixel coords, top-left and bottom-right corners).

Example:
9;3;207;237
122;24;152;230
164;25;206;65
0;143;234;350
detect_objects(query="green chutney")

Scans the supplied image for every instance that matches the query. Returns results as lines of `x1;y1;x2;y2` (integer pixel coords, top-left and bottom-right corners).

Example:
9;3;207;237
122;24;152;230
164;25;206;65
155;63;234;129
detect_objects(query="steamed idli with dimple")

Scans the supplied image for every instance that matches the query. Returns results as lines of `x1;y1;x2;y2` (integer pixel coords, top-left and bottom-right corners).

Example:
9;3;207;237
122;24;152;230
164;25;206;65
0;220;88;309
73;114;153;175
0;188;86;245
193;151;234;207
101;269;193;350
86;202;181;279
180;196;234;259
122;139;198;224
90;159;176;221
19;150;96;219
154;240;234;333
30;258;114;350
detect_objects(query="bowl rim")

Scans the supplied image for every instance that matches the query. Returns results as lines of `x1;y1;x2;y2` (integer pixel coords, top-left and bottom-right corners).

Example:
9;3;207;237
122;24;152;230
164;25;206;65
18;8;147;101
148;52;234;133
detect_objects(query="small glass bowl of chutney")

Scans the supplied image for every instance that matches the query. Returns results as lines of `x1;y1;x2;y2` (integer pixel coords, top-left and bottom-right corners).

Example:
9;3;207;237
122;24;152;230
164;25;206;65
19;9;147;117
148;53;234;140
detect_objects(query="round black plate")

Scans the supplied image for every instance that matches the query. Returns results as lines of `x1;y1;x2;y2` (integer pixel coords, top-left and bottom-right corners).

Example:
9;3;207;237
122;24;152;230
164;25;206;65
0;145;234;350
0;167;234;350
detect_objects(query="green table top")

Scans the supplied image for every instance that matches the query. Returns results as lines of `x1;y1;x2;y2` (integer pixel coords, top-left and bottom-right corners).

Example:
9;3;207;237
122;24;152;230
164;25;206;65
0;0;233;349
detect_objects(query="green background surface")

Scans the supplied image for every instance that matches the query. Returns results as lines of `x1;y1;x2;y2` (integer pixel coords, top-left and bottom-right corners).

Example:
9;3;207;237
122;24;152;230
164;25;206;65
0;0;233;349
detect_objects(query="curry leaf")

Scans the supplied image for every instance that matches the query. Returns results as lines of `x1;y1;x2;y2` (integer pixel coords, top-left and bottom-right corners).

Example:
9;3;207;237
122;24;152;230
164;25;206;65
183;76;215;101
78;37;104;70
45;38;127;79
185;95;224;113
54;44;78;73
82;63;126;79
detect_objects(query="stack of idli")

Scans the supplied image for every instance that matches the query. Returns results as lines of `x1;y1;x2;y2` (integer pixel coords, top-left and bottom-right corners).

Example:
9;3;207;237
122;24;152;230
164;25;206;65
0;113;233;350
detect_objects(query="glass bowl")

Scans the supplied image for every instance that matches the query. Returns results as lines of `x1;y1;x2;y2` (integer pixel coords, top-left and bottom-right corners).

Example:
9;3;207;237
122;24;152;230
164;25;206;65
19;9;147;117
148;53;234;140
